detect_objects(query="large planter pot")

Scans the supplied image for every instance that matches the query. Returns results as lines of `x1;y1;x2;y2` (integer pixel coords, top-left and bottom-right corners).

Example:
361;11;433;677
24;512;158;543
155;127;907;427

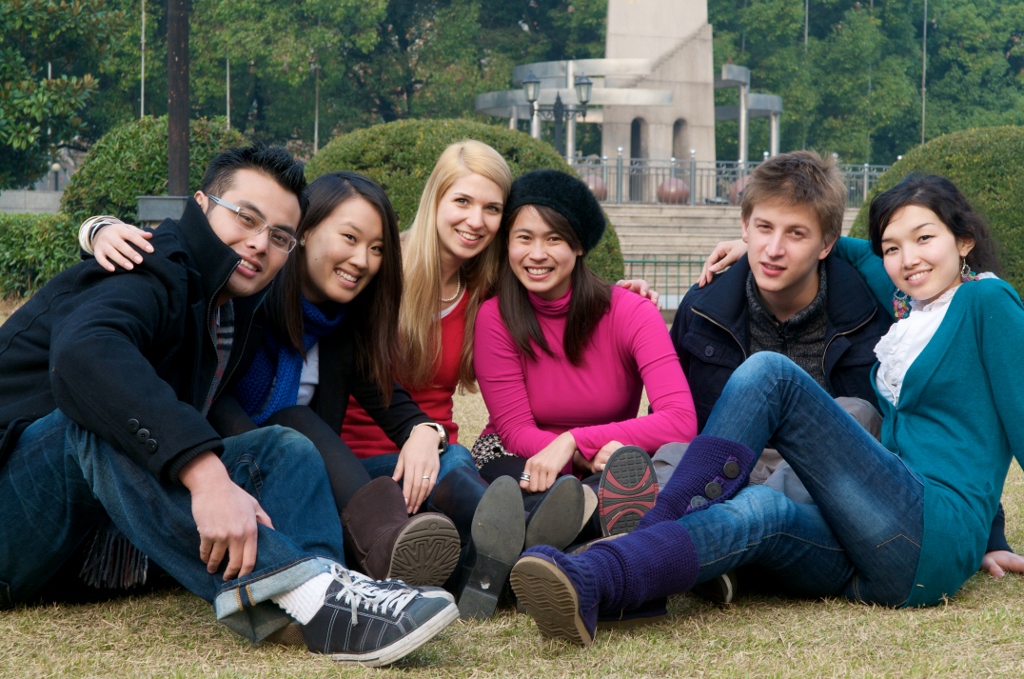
657;177;690;204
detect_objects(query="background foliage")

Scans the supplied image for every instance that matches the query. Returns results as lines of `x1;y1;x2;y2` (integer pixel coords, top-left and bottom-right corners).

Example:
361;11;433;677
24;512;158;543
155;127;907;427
0;212;76;296
70;0;605;153
0;0;121;188
712;0;1024;164
60;115;245;224
307;118;624;281
11;0;1024;176
850;125;1024;295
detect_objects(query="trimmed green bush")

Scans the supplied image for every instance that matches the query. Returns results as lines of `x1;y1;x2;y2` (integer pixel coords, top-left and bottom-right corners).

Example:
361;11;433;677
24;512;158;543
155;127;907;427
61;116;246;224
307;118;625;282
0;213;78;296
851;126;1024;295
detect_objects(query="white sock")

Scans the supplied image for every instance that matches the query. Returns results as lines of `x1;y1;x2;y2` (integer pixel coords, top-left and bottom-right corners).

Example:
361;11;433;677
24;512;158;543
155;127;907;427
271;572;333;625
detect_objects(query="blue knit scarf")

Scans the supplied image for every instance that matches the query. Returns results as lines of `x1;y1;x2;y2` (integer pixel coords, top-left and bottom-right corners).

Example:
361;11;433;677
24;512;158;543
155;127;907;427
235;296;345;424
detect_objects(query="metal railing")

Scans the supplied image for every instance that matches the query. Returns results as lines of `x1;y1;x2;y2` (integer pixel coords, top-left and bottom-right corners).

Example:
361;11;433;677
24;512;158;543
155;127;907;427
623;255;707;311
571;155;890;208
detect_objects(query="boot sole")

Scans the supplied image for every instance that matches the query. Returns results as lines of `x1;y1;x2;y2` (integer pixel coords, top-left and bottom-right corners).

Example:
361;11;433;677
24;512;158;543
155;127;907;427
510;556;593;646
525;477;584;550
323;600;460;667
599;446;658;537
459;476;525;619
386;515;461;587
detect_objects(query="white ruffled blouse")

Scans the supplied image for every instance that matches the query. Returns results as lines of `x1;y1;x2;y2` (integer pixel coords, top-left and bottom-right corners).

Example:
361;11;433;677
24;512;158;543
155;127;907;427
874;275;996;406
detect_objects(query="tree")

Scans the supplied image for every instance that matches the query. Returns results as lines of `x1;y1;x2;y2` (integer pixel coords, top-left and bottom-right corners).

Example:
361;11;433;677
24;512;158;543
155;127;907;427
0;0;121;188
81;0;607;150
710;0;1024;162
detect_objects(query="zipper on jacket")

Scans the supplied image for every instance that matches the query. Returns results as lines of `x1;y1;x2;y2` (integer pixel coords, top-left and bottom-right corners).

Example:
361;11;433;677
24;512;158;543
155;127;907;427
692;309;748;360
820;307;877;377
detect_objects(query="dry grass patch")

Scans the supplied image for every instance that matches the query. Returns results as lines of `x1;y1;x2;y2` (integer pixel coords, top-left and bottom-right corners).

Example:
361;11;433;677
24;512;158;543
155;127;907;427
3;392;1024;677
0;295;24;325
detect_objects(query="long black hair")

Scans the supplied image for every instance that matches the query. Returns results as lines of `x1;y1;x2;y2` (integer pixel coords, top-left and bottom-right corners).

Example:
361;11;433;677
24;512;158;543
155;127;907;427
263;171;403;402
868;174;1000;274
497;204;611;365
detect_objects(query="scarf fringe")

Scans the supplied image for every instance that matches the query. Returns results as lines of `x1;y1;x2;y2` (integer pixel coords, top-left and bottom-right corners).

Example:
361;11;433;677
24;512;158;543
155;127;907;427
79;523;149;590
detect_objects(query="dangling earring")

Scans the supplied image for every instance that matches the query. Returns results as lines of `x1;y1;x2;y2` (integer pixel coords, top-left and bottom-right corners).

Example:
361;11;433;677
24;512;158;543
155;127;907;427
892;289;911;320
960;258;971;281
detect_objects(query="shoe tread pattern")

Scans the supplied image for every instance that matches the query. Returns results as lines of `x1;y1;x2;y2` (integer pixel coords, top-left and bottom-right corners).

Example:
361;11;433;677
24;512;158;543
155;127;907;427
510;556;593;646
387;515;461;587
599;446;658;536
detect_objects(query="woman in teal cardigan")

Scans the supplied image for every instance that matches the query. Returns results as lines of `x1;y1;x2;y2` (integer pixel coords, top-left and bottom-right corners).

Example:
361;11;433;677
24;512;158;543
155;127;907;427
507;174;1024;646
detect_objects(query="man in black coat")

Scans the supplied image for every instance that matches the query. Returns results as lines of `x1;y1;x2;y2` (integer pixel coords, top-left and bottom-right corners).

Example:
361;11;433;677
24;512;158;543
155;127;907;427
0;145;457;666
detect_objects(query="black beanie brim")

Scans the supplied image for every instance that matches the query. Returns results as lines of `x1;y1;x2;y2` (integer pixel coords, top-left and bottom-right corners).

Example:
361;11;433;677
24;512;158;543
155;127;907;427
505;170;606;254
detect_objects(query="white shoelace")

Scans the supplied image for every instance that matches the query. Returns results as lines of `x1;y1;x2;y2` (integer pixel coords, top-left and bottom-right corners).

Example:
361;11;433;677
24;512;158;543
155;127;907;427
327;564;418;626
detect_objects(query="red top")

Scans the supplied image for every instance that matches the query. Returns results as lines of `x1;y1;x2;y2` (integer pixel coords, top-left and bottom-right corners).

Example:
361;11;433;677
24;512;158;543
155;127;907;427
341;292;466;457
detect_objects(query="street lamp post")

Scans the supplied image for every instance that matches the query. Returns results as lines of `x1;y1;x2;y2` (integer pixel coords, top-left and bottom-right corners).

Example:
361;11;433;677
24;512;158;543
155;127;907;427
521;71;592;159
522;72;541;139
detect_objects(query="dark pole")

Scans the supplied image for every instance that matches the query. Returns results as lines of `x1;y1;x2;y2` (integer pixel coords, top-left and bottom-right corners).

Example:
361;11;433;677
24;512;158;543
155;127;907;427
167;0;190;196
553;93;564;156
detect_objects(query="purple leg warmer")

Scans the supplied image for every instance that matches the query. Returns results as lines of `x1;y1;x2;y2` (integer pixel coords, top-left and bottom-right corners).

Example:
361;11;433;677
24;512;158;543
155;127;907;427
521;519;700;631
638;435;756;529
582;520;699;613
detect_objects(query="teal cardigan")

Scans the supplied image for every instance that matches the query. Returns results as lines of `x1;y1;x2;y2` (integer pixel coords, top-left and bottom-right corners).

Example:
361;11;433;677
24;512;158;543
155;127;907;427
835;237;1024;607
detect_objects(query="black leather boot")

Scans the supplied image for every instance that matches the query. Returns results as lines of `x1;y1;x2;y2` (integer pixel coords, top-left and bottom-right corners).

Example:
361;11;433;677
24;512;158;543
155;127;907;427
429;468;524;619
522;475;585;550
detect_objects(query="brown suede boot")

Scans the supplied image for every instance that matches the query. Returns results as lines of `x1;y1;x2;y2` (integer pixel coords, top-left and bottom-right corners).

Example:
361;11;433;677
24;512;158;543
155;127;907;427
341;477;460;587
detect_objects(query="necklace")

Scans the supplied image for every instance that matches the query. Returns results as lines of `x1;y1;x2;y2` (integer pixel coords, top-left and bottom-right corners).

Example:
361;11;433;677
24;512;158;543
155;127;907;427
440;270;462;303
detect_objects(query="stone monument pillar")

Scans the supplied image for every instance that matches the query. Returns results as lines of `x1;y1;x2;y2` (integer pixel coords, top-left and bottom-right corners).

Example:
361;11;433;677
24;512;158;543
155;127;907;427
603;0;716;163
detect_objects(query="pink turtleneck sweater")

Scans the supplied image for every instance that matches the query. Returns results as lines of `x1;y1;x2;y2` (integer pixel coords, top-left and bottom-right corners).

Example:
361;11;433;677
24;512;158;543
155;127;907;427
474;285;697;463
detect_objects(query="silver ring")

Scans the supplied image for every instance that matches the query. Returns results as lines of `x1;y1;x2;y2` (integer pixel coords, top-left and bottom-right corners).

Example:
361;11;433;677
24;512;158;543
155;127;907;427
520;472;531;482
422;475;431;480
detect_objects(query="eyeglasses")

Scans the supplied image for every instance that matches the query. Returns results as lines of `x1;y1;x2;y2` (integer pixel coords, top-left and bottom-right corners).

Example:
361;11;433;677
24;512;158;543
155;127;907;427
206;194;298;253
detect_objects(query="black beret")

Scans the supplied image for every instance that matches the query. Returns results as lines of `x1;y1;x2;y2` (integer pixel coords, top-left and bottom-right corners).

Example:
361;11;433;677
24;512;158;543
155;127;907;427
505;170;606;254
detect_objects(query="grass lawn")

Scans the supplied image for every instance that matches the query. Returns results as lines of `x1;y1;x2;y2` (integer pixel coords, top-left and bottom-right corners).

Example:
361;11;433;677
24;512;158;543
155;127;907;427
0;296;22;325
3;298;1024;676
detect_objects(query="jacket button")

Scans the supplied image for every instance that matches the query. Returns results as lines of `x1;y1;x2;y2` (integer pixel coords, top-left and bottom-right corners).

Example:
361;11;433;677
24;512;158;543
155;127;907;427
145;439;158;454
127;419;140;433
704;481;723;499
704;346;715;357
136;428;150;441
689;496;707;509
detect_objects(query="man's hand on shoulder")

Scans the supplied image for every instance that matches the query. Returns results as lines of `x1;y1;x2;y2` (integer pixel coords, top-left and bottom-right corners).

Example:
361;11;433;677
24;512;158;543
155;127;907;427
179;451;274;580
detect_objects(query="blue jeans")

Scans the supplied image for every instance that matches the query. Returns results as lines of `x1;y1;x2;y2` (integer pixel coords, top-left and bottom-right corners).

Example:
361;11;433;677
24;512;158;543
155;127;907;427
683;352;924;607
0;410;347;640
360;443;477;509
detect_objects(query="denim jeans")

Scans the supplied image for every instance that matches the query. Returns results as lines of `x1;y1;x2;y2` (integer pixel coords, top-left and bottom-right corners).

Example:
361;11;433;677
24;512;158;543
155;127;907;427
0;410;346;640
359;443;477;509
682;352;924;607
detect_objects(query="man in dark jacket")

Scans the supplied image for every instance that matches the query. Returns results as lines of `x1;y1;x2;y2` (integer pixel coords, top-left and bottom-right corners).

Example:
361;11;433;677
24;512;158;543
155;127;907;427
0;145;457;666
672;151;888;434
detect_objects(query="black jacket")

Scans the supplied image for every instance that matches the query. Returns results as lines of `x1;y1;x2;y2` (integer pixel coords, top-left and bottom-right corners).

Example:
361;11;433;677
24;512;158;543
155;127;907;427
671;254;892;432
0;199;265;482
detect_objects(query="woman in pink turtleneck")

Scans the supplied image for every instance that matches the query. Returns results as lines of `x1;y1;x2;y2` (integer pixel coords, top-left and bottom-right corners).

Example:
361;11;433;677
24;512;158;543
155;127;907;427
473;169;697;494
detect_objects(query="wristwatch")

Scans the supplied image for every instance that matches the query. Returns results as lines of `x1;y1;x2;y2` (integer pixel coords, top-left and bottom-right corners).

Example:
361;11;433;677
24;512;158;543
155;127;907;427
413;422;448;453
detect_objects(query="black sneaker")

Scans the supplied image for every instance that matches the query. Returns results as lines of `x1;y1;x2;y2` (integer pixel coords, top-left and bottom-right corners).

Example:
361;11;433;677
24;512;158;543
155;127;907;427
265;583;454;647
301;565;459;667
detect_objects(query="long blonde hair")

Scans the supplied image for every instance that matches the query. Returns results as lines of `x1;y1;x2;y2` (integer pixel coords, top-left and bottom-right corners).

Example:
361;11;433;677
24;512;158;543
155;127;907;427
398;140;513;390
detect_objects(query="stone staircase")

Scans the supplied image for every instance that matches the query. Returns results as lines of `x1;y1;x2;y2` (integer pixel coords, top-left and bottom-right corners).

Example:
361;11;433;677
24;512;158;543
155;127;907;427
604;204;860;259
